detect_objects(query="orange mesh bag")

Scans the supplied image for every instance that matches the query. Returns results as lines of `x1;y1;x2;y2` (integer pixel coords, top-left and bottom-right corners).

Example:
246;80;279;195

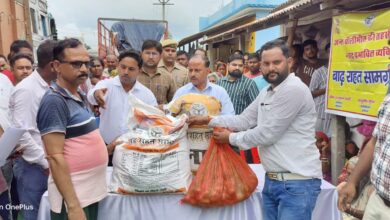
181;127;258;207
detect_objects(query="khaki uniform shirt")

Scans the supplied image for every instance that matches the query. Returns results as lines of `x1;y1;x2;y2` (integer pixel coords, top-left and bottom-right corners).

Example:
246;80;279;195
138;68;177;105
158;61;189;88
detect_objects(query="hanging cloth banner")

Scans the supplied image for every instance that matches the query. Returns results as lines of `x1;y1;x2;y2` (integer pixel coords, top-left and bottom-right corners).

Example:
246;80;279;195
326;8;390;121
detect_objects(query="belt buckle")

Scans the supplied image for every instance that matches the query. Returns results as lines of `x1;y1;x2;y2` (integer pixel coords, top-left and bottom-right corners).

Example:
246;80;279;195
267;173;278;180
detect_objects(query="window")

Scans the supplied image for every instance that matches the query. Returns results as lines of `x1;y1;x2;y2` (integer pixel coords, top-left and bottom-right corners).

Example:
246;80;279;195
41;15;48;36
30;8;37;34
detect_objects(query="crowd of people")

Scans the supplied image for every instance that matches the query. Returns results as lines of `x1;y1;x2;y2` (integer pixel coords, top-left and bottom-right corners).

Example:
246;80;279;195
0;33;388;220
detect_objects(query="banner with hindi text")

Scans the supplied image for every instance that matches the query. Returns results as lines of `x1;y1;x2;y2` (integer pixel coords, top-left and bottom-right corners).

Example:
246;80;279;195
326;9;390;121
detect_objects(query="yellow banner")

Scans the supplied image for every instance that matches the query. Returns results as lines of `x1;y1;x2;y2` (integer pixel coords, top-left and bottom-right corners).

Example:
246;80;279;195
326;9;390;121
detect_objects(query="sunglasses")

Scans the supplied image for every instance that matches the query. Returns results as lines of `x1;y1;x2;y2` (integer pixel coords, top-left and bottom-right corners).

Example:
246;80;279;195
60;60;91;69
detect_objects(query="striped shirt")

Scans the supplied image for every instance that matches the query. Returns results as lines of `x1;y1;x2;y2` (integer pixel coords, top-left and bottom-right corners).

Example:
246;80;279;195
37;82;108;213
309;66;331;133
138;68;177;105
217;75;259;114
371;95;390;201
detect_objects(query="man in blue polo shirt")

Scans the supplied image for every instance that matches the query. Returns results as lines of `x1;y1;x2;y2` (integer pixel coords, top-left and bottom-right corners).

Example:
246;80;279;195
37;38;108;220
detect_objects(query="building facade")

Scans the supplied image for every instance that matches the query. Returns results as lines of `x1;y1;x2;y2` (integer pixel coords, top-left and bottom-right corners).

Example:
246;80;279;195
179;0;285;64
0;0;56;59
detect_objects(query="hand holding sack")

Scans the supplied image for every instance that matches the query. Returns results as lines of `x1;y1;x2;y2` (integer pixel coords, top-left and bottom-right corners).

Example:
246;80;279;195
168;93;222;173
109;95;191;194
181;128;258;207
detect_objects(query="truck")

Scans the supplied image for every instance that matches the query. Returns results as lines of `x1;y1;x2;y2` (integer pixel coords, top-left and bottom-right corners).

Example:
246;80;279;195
97;18;169;59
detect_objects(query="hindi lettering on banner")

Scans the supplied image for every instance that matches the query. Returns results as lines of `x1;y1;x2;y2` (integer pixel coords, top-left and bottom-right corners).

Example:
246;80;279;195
326;9;390;121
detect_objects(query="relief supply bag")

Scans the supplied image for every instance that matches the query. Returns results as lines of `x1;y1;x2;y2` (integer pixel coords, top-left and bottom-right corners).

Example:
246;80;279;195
168;93;221;173
110;95;191;194
181;128;258;207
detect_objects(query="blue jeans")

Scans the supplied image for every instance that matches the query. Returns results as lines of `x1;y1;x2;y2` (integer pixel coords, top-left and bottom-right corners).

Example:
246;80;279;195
13;157;48;220
0;190;10;220
262;175;321;220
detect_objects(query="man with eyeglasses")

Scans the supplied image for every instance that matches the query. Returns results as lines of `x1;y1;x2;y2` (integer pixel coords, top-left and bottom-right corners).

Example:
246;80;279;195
9;40;57;220
138;39;177;105
88;49;157;165
189;39;322;220
37;38;108;220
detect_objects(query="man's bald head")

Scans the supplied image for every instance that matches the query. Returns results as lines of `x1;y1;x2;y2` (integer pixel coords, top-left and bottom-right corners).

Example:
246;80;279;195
189;55;210;68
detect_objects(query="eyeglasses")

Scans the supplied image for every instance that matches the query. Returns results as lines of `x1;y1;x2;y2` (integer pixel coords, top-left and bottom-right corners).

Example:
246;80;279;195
60;60;91;69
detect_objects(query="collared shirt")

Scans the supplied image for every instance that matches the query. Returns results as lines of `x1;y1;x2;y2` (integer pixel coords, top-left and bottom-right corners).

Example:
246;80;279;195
158;61;189;88
0;73;13;111
37;82;108;213
210;74;322;178
173;81;235;115
0;74;11;194
217;75;259;115
87;76;157;144
309;66;331;132
9;70;49;169
138;68;177;105
371;95;390;201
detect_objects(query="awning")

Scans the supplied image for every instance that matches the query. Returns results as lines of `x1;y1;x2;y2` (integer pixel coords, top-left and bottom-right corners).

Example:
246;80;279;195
201;0;390;44
178;13;256;47
201;0;315;44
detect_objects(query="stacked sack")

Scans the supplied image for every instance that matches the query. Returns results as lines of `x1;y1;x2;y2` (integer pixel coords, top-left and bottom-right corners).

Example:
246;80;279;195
168;93;221;173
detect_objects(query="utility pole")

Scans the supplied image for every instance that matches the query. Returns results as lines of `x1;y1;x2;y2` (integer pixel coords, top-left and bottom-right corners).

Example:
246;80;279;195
153;0;174;21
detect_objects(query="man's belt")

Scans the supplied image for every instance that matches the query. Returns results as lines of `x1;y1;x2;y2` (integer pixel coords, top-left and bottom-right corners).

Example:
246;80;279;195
379;194;390;208
266;172;313;181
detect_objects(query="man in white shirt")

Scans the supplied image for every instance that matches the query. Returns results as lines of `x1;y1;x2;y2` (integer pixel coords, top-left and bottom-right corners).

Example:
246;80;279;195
173;55;235;116
190;39;322;220
0;73;12;220
9;40;58;220
0;73;13;111
88;49;157;148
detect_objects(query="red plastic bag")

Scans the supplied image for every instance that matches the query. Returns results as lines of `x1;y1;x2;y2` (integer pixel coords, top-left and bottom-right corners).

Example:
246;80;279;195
181;128;258;207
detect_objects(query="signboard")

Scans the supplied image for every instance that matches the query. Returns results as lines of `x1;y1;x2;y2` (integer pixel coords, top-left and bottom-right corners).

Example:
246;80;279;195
326;9;390;121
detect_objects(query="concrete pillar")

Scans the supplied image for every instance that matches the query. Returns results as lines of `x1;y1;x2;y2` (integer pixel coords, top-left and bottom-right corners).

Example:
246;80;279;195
330;115;346;185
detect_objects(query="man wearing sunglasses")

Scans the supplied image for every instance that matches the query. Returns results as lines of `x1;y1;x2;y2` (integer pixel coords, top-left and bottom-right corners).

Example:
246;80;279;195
9;40;58;220
37;38;108;220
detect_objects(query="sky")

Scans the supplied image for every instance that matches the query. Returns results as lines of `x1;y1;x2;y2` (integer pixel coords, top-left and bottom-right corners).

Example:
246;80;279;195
48;0;232;50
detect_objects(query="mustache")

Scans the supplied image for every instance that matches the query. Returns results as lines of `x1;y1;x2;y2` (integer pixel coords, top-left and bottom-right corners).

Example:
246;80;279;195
78;73;88;78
